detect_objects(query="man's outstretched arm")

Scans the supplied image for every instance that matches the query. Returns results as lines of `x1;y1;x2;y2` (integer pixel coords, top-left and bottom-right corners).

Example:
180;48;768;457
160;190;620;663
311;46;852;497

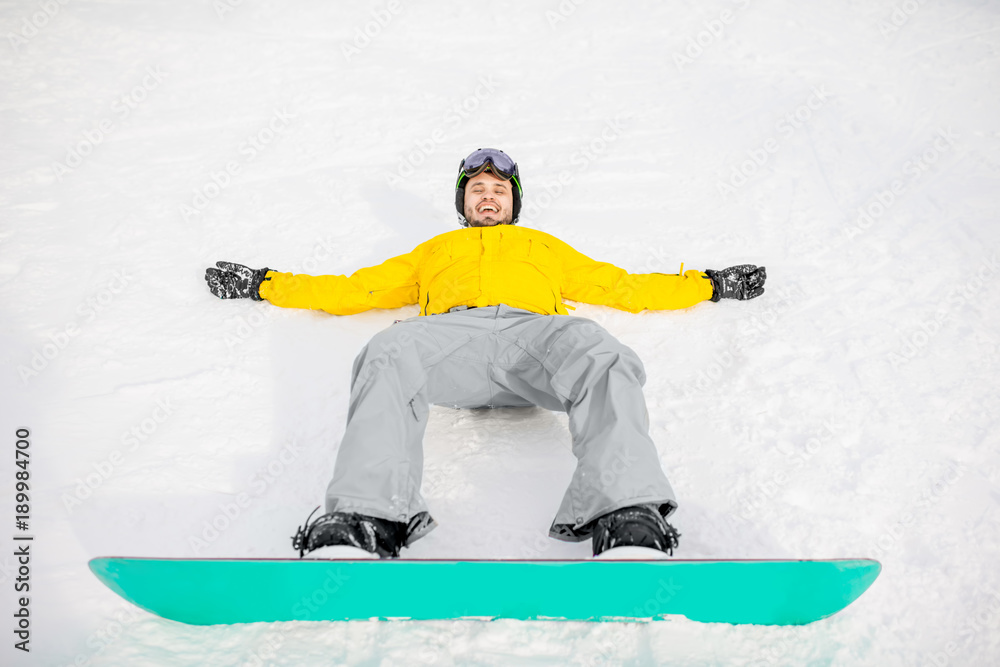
553;237;766;311
204;251;420;315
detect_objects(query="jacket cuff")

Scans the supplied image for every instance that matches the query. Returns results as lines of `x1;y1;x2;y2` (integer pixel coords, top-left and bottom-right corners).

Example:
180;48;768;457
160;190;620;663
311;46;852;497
251;268;273;301
704;270;721;302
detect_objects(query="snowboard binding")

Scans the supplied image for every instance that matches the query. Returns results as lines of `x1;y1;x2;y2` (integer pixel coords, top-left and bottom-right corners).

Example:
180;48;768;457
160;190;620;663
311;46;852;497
292;507;408;559
591;505;681;557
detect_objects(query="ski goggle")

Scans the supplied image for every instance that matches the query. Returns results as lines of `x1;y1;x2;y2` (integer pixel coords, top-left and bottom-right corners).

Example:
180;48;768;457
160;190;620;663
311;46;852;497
456;148;522;196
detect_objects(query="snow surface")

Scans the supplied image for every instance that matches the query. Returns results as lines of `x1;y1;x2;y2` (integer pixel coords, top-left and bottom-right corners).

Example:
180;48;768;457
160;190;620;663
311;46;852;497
2;0;1000;665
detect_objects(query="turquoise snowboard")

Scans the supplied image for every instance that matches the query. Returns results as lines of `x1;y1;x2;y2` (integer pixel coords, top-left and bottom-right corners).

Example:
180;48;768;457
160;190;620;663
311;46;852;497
89;557;879;626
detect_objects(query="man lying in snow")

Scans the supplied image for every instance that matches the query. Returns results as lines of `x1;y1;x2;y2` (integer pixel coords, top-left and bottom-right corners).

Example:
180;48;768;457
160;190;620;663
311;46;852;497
205;148;766;560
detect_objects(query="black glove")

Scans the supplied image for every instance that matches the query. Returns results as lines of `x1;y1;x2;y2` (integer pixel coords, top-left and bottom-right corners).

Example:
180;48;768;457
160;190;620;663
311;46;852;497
204;261;271;300
705;264;766;301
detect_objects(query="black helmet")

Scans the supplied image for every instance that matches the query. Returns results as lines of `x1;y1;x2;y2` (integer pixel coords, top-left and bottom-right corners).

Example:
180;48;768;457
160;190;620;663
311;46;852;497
454;148;523;226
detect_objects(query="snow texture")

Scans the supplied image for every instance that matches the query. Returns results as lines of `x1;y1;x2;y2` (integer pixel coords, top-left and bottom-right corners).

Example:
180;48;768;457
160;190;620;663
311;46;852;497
1;0;999;665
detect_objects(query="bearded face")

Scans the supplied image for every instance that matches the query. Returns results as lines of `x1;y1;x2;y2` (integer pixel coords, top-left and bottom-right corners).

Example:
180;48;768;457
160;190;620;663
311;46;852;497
463;171;514;227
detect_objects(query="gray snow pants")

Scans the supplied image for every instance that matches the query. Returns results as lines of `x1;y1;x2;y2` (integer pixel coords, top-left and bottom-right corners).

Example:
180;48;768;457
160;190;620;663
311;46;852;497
325;304;677;546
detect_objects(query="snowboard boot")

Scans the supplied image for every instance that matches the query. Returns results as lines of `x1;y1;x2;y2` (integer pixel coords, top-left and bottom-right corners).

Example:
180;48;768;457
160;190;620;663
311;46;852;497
591;504;681;557
292;508;408;559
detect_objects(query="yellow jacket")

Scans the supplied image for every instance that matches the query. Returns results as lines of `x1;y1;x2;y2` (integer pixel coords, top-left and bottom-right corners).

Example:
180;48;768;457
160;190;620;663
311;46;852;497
259;226;714;316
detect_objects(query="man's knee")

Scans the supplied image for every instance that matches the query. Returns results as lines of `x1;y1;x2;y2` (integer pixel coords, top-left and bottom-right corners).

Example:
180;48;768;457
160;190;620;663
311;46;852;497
548;318;646;388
